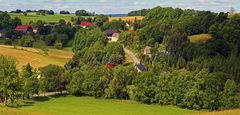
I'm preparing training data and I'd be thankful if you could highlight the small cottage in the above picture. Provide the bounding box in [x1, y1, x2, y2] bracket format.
[106, 64, 116, 70]
[80, 21, 94, 28]
[111, 33, 119, 42]
[103, 30, 119, 40]
[144, 46, 152, 57]
[15, 25, 33, 34]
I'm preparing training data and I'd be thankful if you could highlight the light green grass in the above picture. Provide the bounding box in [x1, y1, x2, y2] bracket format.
[10, 13, 77, 24]
[19, 96, 202, 115]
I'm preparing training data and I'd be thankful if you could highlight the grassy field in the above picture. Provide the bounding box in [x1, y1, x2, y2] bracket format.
[8, 96, 201, 115]
[0, 107, 51, 115]
[10, 13, 77, 24]
[188, 34, 212, 43]
[0, 45, 73, 69]
[10, 13, 143, 24]
[198, 109, 240, 115]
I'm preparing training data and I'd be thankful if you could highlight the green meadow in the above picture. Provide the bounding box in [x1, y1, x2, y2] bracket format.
[16, 96, 202, 115]
[10, 13, 77, 24]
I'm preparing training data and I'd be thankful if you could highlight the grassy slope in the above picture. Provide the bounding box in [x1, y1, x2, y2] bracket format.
[0, 45, 73, 69]
[10, 13, 143, 24]
[0, 107, 51, 115]
[198, 109, 240, 115]
[188, 34, 212, 43]
[19, 96, 201, 115]
[10, 13, 77, 24]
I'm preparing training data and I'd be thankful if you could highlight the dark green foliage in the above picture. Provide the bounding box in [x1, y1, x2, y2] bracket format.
[101, 20, 127, 31]
[40, 64, 65, 92]
[105, 66, 135, 99]
[54, 42, 63, 49]
[0, 55, 22, 105]
[60, 11, 70, 14]
[73, 28, 108, 52]
[75, 9, 93, 16]
[220, 79, 238, 109]
[133, 72, 158, 103]
[68, 71, 85, 95]
[19, 35, 35, 47]
[95, 15, 109, 27]
[128, 9, 150, 16]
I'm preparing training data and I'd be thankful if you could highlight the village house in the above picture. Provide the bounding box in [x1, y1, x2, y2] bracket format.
[106, 63, 117, 70]
[0, 29, 6, 38]
[111, 33, 119, 42]
[80, 21, 94, 28]
[144, 46, 152, 57]
[15, 25, 33, 34]
[33, 28, 38, 34]
[103, 30, 119, 40]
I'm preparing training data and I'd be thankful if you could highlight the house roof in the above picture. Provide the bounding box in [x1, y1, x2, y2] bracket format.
[128, 30, 135, 33]
[15, 25, 33, 32]
[135, 64, 147, 72]
[107, 64, 116, 70]
[0, 29, 6, 33]
[103, 30, 119, 36]
[80, 21, 94, 27]
[144, 46, 152, 54]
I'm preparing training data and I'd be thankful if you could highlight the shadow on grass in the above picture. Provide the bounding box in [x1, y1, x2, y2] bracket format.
[33, 96, 51, 102]
[49, 93, 68, 98]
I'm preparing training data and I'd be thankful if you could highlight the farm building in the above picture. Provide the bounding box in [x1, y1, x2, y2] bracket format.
[15, 25, 33, 34]
[80, 21, 94, 28]
[106, 64, 116, 70]
[144, 46, 152, 57]
[111, 33, 119, 42]
[103, 30, 119, 39]
[33, 28, 38, 34]
[0, 29, 6, 38]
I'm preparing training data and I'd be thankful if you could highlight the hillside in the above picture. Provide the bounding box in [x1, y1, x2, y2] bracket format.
[0, 45, 73, 69]
[18, 96, 201, 115]
[10, 13, 77, 24]
[0, 107, 51, 115]
[10, 13, 143, 24]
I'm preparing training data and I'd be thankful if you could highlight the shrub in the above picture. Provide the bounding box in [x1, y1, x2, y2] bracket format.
[54, 42, 63, 49]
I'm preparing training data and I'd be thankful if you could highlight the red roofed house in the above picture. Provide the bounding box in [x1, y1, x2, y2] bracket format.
[15, 25, 33, 34]
[106, 64, 116, 70]
[80, 21, 94, 28]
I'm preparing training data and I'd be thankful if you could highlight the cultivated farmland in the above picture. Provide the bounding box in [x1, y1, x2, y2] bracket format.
[0, 45, 73, 69]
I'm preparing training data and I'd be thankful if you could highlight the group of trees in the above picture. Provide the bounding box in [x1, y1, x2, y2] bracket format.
[128, 9, 151, 16]
[75, 9, 94, 16]
[118, 6, 240, 110]
[0, 55, 67, 106]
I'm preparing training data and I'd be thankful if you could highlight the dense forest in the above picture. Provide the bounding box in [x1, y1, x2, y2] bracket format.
[0, 6, 239, 111]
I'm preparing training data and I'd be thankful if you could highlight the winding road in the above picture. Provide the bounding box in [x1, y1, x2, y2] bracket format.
[124, 47, 140, 64]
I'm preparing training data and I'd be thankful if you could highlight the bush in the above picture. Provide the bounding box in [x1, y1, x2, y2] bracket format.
[19, 35, 35, 47]
[54, 43, 63, 49]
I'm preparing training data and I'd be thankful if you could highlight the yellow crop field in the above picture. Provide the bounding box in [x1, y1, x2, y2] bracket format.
[109, 16, 144, 22]
[189, 34, 212, 43]
[0, 45, 73, 69]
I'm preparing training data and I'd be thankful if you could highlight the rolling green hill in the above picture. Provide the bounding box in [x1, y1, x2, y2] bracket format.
[18, 96, 201, 115]
[10, 13, 77, 24]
